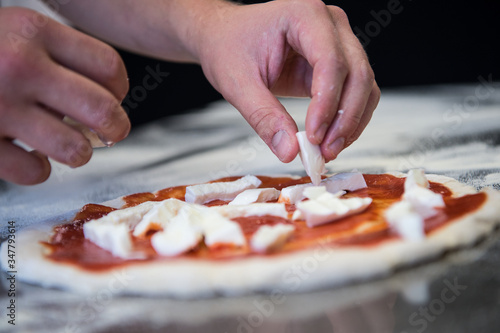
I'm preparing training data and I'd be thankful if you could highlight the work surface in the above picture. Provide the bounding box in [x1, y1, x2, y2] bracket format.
[1, 83, 499, 333]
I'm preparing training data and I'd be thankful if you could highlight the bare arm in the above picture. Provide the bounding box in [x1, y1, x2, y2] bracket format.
[0, 0, 378, 185]
[58, 0, 379, 162]
[51, 0, 217, 62]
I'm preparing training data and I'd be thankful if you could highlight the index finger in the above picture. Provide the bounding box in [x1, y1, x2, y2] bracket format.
[286, 5, 350, 145]
[41, 18, 129, 101]
[320, 6, 379, 161]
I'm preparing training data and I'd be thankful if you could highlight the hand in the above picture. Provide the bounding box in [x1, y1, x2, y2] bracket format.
[0, 7, 130, 185]
[192, 0, 380, 162]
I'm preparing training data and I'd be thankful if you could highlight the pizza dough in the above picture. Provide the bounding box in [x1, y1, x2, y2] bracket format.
[1, 172, 500, 298]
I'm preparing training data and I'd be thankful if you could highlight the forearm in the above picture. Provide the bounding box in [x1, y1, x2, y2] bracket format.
[52, 0, 379, 165]
[53, 0, 233, 63]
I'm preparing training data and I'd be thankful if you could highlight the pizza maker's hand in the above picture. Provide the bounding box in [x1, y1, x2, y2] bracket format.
[193, 0, 380, 163]
[0, 8, 130, 185]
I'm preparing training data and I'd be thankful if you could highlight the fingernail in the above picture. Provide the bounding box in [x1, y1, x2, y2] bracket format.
[97, 132, 115, 147]
[313, 122, 329, 143]
[272, 130, 290, 161]
[328, 137, 345, 159]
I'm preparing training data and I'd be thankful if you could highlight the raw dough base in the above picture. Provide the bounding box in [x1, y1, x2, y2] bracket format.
[2, 173, 500, 298]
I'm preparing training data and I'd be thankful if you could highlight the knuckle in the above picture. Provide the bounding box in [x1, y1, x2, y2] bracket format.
[347, 110, 364, 127]
[91, 97, 118, 127]
[247, 106, 280, 143]
[336, 109, 363, 137]
[330, 56, 348, 77]
[373, 82, 381, 98]
[0, 50, 27, 80]
[31, 118, 93, 167]
[346, 118, 368, 148]
[298, 0, 325, 10]
[372, 84, 381, 106]
[4, 7, 35, 27]
[0, 7, 45, 51]
[330, 6, 349, 23]
[98, 47, 128, 99]
[98, 47, 121, 77]
[62, 137, 92, 167]
[357, 61, 375, 86]
[91, 97, 130, 142]
[366, 81, 381, 113]
[286, 0, 328, 20]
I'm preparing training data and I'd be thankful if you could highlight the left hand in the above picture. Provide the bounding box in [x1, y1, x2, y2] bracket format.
[191, 0, 380, 162]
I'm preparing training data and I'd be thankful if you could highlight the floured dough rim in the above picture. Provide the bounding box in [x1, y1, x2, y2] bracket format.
[2, 172, 500, 298]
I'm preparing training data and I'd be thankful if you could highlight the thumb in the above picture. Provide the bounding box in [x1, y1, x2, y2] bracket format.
[229, 84, 299, 163]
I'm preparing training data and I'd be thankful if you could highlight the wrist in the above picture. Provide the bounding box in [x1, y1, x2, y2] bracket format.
[169, 0, 238, 64]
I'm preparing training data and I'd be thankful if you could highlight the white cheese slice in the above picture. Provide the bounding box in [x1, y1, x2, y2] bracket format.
[83, 200, 160, 258]
[296, 186, 372, 227]
[405, 168, 430, 191]
[90, 200, 159, 230]
[321, 172, 367, 194]
[303, 186, 346, 200]
[151, 217, 203, 256]
[403, 169, 445, 219]
[229, 188, 280, 205]
[185, 175, 262, 204]
[133, 198, 187, 237]
[384, 200, 425, 241]
[200, 210, 246, 248]
[278, 183, 312, 204]
[83, 222, 135, 259]
[213, 203, 288, 219]
[403, 186, 445, 218]
[250, 224, 295, 253]
[296, 131, 326, 185]
[384, 169, 445, 241]
[172, 204, 246, 249]
[292, 209, 303, 221]
[278, 172, 366, 204]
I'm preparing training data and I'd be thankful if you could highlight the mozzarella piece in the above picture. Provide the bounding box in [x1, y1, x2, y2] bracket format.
[250, 224, 295, 253]
[405, 168, 430, 191]
[83, 200, 160, 258]
[385, 169, 445, 241]
[199, 210, 246, 248]
[133, 198, 187, 237]
[321, 172, 367, 193]
[229, 188, 280, 205]
[296, 186, 372, 227]
[291, 209, 303, 221]
[172, 204, 246, 249]
[83, 222, 135, 258]
[185, 175, 262, 204]
[403, 186, 445, 218]
[296, 131, 325, 185]
[385, 200, 425, 241]
[90, 200, 159, 230]
[403, 169, 445, 218]
[278, 172, 366, 204]
[213, 203, 288, 219]
[278, 183, 312, 204]
[303, 186, 346, 200]
[151, 217, 203, 256]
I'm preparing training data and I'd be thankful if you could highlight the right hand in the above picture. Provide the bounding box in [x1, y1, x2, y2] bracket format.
[190, 0, 379, 164]
[0, 7, 130, 185]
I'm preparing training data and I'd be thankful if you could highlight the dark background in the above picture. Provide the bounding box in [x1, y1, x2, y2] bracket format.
[118, 0, 500, 126]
